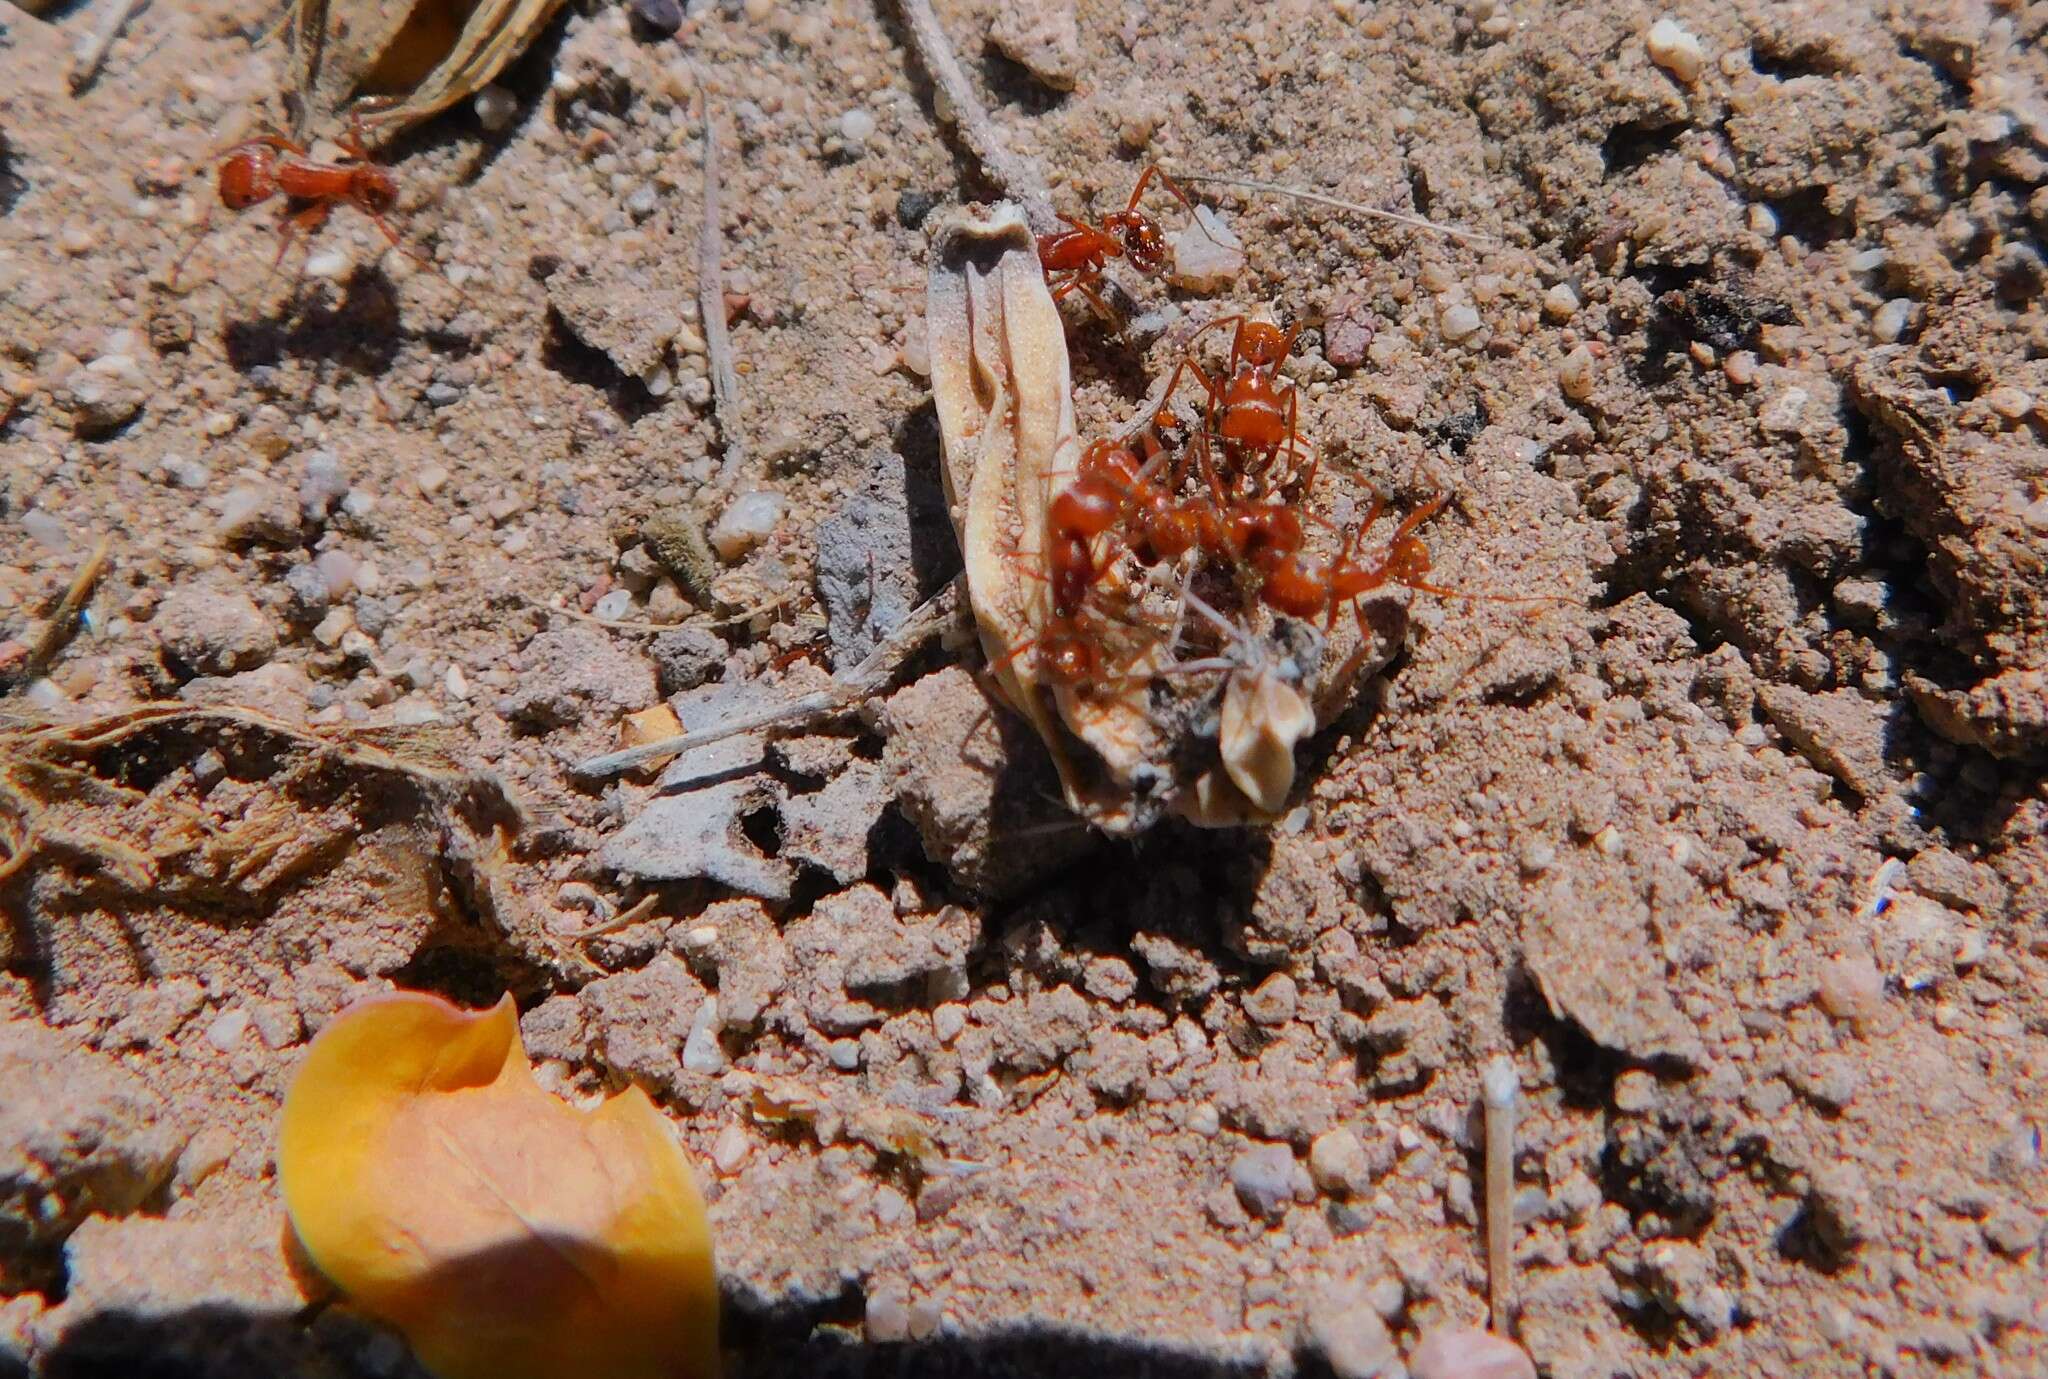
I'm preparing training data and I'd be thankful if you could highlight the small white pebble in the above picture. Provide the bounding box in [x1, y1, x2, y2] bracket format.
[1723, 350, 1758, 386]
[1410, 1327, 1537, 1379]
[1849, 247, 1886, 273]
[203, 410, 237, 437]
[474, 84, 519, 133]
[681, 998, 725, 1074]
[709, 490, 786, 561]
[23, 679, 67, 711]
[1986, 386, 2033, 420]
[866, 1286, 910, 1342]
[1558, 344, 1597, 401]
[1873, 298, 1914, 343]
[1817, 951, 1886, 1021]
[444, 663, 470, 699]
[933, 1004, 966, 1044]
[642, 363, 673, 398]
[312, 608, 352, 648]
[1188, 1102, 1221, 1137]
[1646, 18, 1705, 85]
[711, 1123, 750, 1174]
[304, 250, 349, 280]
[593, 589, 634, 620]
[1542, 283, 1579, 321]
[21, 509, 72, 551]
[206, 1008, 251, 1052]
[59, 224, 98, 256]
[838, 107, 876, 143]
[414, 463, 450, 496]
[313, 549, 359, 599]
[825, 1038, 862, 1070]
[1168, 206, 1245, 291]
[1439, 302, 1484, 342]
[1748, 204, 1780, 238]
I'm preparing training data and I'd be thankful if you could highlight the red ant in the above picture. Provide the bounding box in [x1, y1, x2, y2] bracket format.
[1159, 314, 1310, 499]
[1037, 165, 1201, 321]
[168, 108, 424, 291]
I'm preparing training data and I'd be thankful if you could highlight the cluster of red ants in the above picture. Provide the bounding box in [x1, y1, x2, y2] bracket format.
[175, 125, 1514, 696]
[1026, 168, 1476, 689]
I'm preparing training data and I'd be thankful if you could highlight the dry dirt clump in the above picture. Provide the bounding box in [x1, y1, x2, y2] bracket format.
[1, 1, 2045, 1377]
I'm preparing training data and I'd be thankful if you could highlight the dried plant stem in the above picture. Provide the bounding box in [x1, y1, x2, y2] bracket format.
[693, 73, 747, 484]
[571, 577, 965, 780]
[1171, 172, 1494, 245]
[521, 591, 791, 634]
[892, 0, 1054, 233]
[26, 536, 112, 678]
[69, 0, 149, 93]
[1482, 1055, 1520, 1333]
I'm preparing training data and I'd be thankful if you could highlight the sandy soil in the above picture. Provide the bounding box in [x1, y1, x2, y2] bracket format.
[2, 0, 2045, 1376]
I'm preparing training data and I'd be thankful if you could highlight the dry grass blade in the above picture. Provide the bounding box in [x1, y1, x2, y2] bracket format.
[0, 705, 575, 971]
[891, 0, 1054, 233]
[24, 535, 112, 680]
[1172, 172, 1495, 245]
[692, 70, 747, 485]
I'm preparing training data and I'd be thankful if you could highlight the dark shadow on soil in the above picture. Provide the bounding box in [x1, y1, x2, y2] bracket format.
[22, 1273, 1270, 1379]
[220, 266, 411, 376]
[892, 403, 964, 601]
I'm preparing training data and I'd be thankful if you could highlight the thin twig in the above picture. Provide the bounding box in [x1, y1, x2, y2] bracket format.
[571, 576, 965, 780]
[692, 71, 747, 485]
[561, 892, 659, 942]
[68, 0, 150, 93]
[26, 536, 112, 678]
[1171, 172, 1494, 245]
[891, 0, 1054, 233]
[521, 591, 792, 633]
[1482, 1055, 1520, 1334]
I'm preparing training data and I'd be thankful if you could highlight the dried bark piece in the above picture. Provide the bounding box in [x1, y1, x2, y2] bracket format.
[925, 202, 1172, 831]
[288, 0, 570, 142]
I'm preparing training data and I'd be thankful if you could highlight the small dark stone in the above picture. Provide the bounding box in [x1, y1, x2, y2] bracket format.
[896, 190, 939, 230]
[629, 0, 684, 39]
[650, 624, 727, 695]
[352, 596, 395, 638]
[282, 563, 331, 619]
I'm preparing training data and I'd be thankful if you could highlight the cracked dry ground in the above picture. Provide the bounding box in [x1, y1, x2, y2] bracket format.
[1, 0, 2044, 1376]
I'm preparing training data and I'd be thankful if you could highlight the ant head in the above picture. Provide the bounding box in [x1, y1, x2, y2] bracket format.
[351, 166, 399, 216]
[1105, 211, 1169, 275]
[1238, 320, 1291, 368]
[217, 151, 274, 211]
[1083, 440, 1142, 486]
[1042, 629, 1097, 684]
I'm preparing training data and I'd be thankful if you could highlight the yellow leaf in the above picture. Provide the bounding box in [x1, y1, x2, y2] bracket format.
[280, 991, 717, 1379]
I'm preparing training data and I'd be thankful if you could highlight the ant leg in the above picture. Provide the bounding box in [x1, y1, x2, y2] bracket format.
[1074, 278, 1118, 324]
[165, 208, 219, 291]
[1154, 355, 1222, 433]
[264, 202, 327, 289]
[1388, 493, 1450, 546]
[340, 99, 397, 162]
[1126, 164, 1198, 216]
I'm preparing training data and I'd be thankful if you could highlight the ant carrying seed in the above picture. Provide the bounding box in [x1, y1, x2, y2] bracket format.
[167, 105, 438, 294]
[1037, 164, 1204, 321]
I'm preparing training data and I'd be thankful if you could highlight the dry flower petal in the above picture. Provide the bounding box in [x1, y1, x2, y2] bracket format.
[280, 991, 716, 1379]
